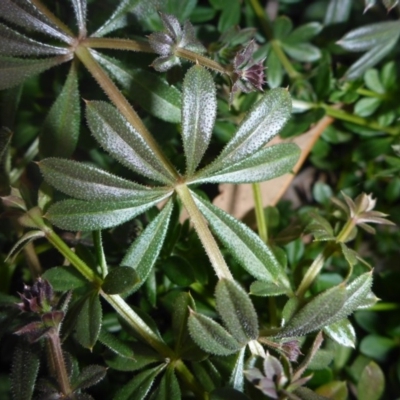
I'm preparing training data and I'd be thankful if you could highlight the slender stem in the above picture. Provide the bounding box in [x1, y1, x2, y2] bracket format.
[252, 183, 268, 243]
[336, 219, 356, 243]
[175, 185, 233, 280]
[102, 292, 174, 357]
[270, 40, 302, 80]
[175, 48, 231, 76]
[92, 230, 108, 278]
[356, 88, 386, 99]
[74, 46, 179, 180]
[82, 37, 154, 53]
[175, 360, 208, 400]
[10, 138, 39, 184]
[23, 242, 42, 278]
[47, 330, 72, 396]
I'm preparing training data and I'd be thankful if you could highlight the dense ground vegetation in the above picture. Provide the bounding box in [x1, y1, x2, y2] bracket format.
[1, 0, 400, 399]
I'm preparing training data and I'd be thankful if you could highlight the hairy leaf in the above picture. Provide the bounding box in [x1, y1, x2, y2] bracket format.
[121, 199, 173, 292]
[6, 230, 45, 261]
[98, 327, 135, 359]
[40, 62, 80, 157]
[182, 65, 216, 175]
[229, 347, 246, 392]
[102, 266, 140, 295]
[86, 101, 174, 184]
[172, 292, 196, 353]
[70, 0, 87, 32]
[250, 280, 291, 297]
[39, 158, 165, 201]
[324, 319, 356, 348]
[0, 55, 71, 90]
[192, 192, 290, 286]
[93, 51, 182, 123]
[151, 368, 181, 400]
[188, 310, 242, 356]
[72, 364, 107, 391]
[203, 88, 292, 174]
[193, 143, 299, 184]
[46, 192, 171, 231]
[42, 266, 88, 291]
[215, 279, 259, 343]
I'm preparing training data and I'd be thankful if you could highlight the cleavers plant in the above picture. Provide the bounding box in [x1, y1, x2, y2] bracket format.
[0, 0, 399, 399]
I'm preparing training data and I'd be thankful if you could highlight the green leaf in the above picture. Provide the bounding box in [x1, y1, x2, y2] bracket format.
[193, 143, 299, 184]
[354, 97, 381, 117]
[11, 341, 40, 400]
[40, 62, 80, 157]
[338, 21, 400, 52]
[250, 280, 290, 296]
[39, 158, 165, 201]
[277, 285, 347, 337]
[324, 319, 356, 348]
[121, 199, 173, 292]
[72, 364, 107, 391]
[380, 61, 396, 89]
[98, 327, 135, 359]
[182, 65, 216, 175]
[0, 23, 69, 57]
[382, 0, 399, 11]
[75, 292, 102, 350]
[357, 361, 385, 400]
[42, 266, 87, 291]
[306, 213, 335, 241]
[282, 42, 321, 62]
[71, 0, 87, 32]
[188, 310, 242, 356]
[85, 101, 174, 184]
[151, 368, 181, 400]
[0, 55, 69, 90]
[114, 364, 165, 400]
[324, 0, 352, 25]
[203, 88, 292, 174]
[315, 381, 348, 400]
[285, 22, 322, 44]
[295, 386, 331, 400]
[229, 347, 246, 391]
[364, 69, 385, 94]
[93, 0, 142, 37]
[162, 255, 195, 287]
[210, 388, 251, 400]
[172, 292, 196, 352]
[192, 192, 290, 286]
[6, 230, 45, 261]
[273, 17, 293, 40]
[266, 51, 283, 88]
[46, 193, 170, 231]
[102, 266, 140, 295]
[218, 0, 240, 32]
[360, 334, 396, 362]
[215, 279, 258, 343]
[93, 51, 182, 123]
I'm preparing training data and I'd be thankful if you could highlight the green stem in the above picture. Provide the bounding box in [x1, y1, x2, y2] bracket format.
[271, 40, 302, 80]
[356, 88, 386, 99]
[175, 360, 208, 400]
[74, 46, 179, 180]
[92, 230, 108, 278]
[102, 292, 174, 358]
[83, 37, 154, 53]
[252, 183, 268, 243]
[175, 185, 233, 280]
[10, 138, 39, 184]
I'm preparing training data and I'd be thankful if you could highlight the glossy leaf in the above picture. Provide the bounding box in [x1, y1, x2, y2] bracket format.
[114, 364, 165, 400]
[215, 279, 258, 343]
[203, 88, 292, 174]
[86, 101, 174, 184]
[121, 199, 173, 292]
[0, 0, 73, 44]
[98, 327, 135, 359]
[151, 368, 181, 400]
[0, 23, 69, 57]
[192, 143, 300, 184]
[324, 319, 356, 348]
[277, 285, 347, 337]
[188, 310, 242, 356]
[46, 193, 170, 231]
[40, 62, 80, 157]
[10, 342, 40, 400]
[357, 361, 385, 400]
[324, 0, 352, 25]
[75, 292, 102, 350]
[0, 55, 70, 90]
[102, 266, 140, 295]
[72, 364, 107, 391]
[93, 0, 142, 37]
[182, 65, 216, 175]
[250, 280, 291, 297]
[360, 334, 396, 362]
[282, 43, 321, 62]
[229, 347, 246, 391]
[93, 51, 182, 123]
[71, 0, 87, 32]
[39, 158, 164, 201]
[192, 192, 290, 286]
[42, 266, 87, 291]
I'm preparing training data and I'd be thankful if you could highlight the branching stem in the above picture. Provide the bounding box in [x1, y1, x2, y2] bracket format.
[83, 37, 153, 52]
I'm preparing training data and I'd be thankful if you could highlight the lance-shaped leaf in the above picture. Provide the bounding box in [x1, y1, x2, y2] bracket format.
[229, 347, 246, 392]
[182, 65, 216, 175]
[121, 199, 173, 292]
[0, 23, 69, 57]
[277, 284, 347, 338]
[0, 0, 73, 44]
[324, 0, 351, 25]
[93, 0, 141, 37]
[39, 158, 166, 201]
[0, 55, 71, 90]
[6, 230, 45, 261]
[192, 143, 299, 184]
[40, 62, 80, 157]
[172, 292, 196, 352]
[215, 279, 259, 344]
[70, 0, 87, 33]
[192, 192, 290, 286]
[324, 318, 356, 348]
[86, 101, 174, 184]
[203, 88, 292, 175]
[72, 364, 107, 391]
[114, 364, 165, 400]
[98, 327, 135, 359]
[46, 192, 171, 231]
[92, 51, 182, 124]
[42, 266, 88, 291]
[250, 280, 291, 297]
[188, 310, 242, 356]
[102, 267, 140, 295]
[151, 368, 182, 400]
